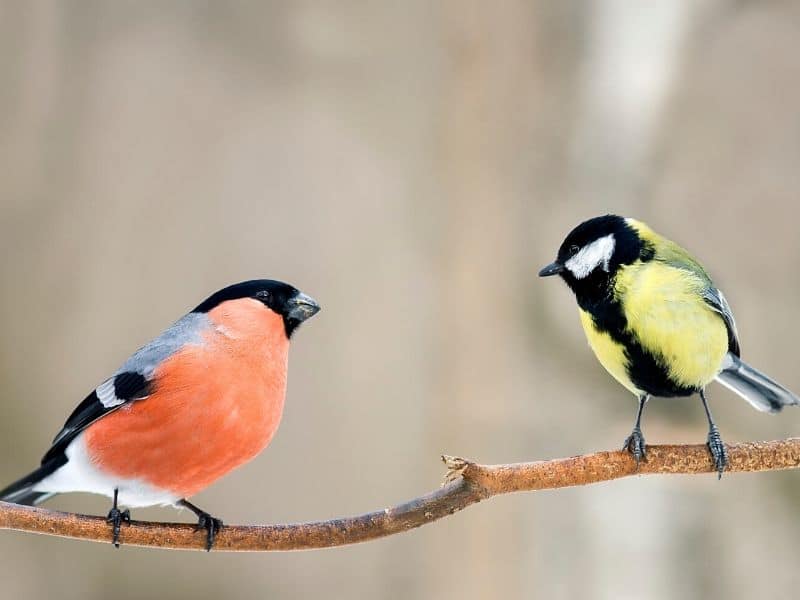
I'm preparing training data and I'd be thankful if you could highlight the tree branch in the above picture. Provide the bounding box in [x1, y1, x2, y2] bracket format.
[1, 438, 798, 551]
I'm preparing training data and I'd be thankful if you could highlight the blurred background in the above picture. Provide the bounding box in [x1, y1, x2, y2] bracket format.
[1, 1, 799, 598]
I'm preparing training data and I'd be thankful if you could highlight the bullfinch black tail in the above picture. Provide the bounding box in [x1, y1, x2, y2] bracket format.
[0, 458, 65, 506]
[1, 489, 53, 506]
[715, 353, 800, 413]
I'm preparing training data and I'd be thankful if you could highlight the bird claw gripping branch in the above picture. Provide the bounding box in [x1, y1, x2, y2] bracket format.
[707, 426, 728, 479]
[195, 512, 223, 551]
[105, 488, 130, 548]
[623, 428, 647, 467]
[106, 508, 130, 548]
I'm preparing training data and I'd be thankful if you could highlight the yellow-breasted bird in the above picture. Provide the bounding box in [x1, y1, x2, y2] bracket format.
[539, 215, 799, 476]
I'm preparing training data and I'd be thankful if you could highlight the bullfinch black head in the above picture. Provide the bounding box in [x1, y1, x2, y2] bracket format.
[193, 279, 320, 337]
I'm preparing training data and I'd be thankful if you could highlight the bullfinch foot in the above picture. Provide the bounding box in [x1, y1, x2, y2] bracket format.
[106, 489, 130, 548]
[707, 425, 728, 479]
[178, 499, 223, 551]
[623, 427, 646, 467]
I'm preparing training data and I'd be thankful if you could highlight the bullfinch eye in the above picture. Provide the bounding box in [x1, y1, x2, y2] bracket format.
[256, 290, 270, 301]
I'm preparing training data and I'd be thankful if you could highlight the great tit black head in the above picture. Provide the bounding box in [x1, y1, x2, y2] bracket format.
[538, 215, 647, 286]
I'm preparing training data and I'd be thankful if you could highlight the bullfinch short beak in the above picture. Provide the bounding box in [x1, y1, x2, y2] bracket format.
[538, 261, 565, 277]
[287, 292, 321, 322]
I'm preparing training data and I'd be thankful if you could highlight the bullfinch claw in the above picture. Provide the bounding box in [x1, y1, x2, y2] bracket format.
[178, 499, 223, 551]
[196, 512, 223, 551]
[106, 507, 131, 548]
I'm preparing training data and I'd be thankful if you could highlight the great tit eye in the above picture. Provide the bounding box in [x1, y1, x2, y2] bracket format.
[569, 245, 580, 256]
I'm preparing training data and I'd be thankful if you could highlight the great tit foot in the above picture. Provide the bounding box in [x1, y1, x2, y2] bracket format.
[623, 427, 647, 466]
[106, 507, 131, 548]
[707, 425, 728, 479]
[194, 512, 223, 551]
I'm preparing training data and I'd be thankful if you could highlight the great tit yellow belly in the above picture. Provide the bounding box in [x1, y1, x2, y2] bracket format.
[539, 215, 799, 476]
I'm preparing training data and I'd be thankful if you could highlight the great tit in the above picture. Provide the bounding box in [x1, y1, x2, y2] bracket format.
[539, 214, 799, 476]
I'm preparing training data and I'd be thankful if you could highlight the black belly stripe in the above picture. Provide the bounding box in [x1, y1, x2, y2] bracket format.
[580, 295, 698, 398]
[623, 338, 697, 398]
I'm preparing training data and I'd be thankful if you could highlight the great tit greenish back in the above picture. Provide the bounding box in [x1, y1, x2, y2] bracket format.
[539, 214, 798, 477]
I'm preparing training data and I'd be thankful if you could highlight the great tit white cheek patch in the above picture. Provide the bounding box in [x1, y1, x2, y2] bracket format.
[565, 233, 616, 279]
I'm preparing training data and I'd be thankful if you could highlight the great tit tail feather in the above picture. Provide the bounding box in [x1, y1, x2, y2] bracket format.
[716, 353, 800, 413]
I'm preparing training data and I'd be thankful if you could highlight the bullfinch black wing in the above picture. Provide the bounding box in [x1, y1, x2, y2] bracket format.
[0, 311, 209, 505]
[44, 371, 153, 463]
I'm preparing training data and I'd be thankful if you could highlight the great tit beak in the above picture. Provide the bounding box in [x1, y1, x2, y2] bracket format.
[538, 261, 564, 277]
[287, 292, 321, 322]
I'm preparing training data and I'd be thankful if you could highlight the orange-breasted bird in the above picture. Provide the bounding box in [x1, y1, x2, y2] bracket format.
[0, 280, 320, 549]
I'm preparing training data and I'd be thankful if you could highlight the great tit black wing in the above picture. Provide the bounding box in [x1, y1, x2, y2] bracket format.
[703, 287, 740, 357]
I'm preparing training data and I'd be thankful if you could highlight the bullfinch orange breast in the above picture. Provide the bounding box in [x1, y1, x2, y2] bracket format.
[0, 279, 320, 550]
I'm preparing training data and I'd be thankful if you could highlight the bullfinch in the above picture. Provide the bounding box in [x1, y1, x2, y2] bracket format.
[0, 279, 320, 549]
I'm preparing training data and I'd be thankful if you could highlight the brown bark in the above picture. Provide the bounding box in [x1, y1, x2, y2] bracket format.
[1, 438, 798, 552]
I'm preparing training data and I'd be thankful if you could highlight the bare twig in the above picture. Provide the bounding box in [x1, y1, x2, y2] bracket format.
[1, 438, 798, 551]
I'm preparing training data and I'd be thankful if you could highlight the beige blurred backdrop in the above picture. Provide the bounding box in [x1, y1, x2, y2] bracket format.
[2, 2, 800, 599]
